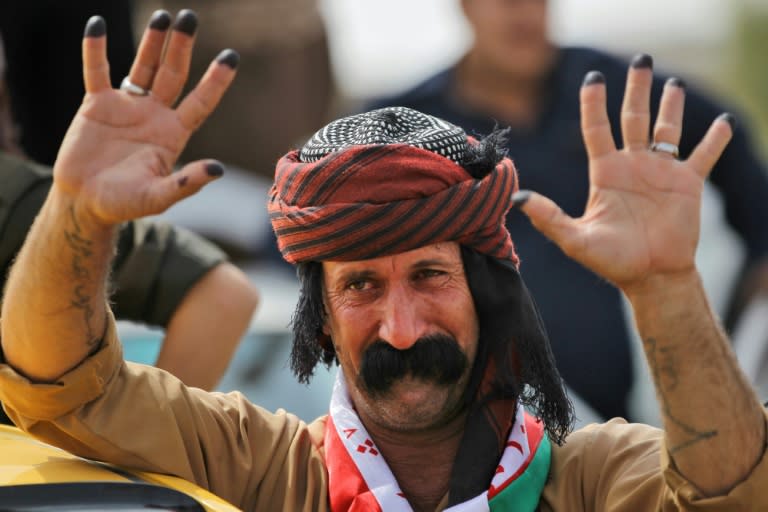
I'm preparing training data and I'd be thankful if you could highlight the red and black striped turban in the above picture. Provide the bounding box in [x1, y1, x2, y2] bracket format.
[268, 107, 520, 265]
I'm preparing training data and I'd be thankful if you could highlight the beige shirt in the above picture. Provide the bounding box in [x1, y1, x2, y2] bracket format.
[1, 314, 766, 511]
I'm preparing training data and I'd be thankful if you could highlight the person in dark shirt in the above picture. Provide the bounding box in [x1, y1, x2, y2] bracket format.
[367, 0, 768, 421]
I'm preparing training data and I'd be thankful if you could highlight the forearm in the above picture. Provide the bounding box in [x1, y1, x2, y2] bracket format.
[625, 270, 765, 495]
[1, 188, 116, 381]
[154, 262, 259, 390]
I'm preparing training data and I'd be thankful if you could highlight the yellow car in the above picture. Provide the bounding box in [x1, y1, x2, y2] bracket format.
[0, 423, 241, 511]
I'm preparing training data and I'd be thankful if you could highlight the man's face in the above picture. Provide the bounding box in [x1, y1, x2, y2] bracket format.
[322, 242, 479, 431]
[462, 0, 553, 81]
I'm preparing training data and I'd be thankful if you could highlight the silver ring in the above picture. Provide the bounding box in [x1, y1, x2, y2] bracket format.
[649, 141, 679, 159]
[120, 76, 149, 96]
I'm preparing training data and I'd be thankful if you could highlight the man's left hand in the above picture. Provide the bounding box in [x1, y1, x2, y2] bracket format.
[514, 55, 734, 295]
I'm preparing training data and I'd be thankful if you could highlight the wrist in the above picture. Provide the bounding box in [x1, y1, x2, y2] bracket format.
[47, 186, 119, 237]
[621, 268, 702, 308]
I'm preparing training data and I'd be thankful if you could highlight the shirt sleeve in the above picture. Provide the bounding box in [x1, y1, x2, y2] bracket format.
[110, 219, 228, 328]
[0, 311, 329, 511]
[544, 417, 768, 511]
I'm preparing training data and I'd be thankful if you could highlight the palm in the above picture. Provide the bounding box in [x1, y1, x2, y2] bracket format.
[54, 91, 187, 224]
[520, 66, 732, 291]
[571, 150, 702, 286]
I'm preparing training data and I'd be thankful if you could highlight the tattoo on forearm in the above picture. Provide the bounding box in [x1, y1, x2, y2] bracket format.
[64, 206, 98, 347]
[645, 337, 718, 454]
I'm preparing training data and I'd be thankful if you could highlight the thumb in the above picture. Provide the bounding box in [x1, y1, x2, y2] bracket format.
[512, 190, 581, 256]
[148, 160, 225, 213]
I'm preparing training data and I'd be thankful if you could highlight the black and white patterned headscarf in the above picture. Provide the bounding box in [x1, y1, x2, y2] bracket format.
[299, 106, 469, 163]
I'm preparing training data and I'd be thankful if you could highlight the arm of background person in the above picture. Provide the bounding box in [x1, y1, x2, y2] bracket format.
[111, 219, 258, 390]
[155, 261, 258, 390]
[516, 60, 765, 497]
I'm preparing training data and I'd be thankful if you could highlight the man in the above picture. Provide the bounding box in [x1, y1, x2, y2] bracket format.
[0, 10, 766, 511]
[0, 13, 259, 394]
[366, 0, 768, 422]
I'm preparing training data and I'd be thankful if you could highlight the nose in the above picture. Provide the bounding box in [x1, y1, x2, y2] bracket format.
[377, 283, 429, 350]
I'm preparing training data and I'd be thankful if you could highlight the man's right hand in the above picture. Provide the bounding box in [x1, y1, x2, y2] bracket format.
[1, 10, 238, 382]
[54, 10, 238, 228]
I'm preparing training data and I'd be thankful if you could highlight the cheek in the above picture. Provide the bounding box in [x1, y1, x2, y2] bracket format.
[327, 305, 376, 366]
[428, 288, 478, 351]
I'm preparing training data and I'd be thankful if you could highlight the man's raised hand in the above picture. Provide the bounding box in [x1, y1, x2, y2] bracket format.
[53, 10, 238, 227]
[513, 54, 734, 294]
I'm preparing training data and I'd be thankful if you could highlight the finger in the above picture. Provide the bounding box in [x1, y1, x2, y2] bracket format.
[580, 71, 616, 160]
[686, 113, 735, 178]
[82, 16, 111, 93]
[148, 160, 225, 214]
[176, 50, 239, 132]
[150, 10, 198, 105]
[652, 78, 686, 149]
[126, 10, 172, 91]
[512, 190, 582, 257]
[620, 54, 654, 151]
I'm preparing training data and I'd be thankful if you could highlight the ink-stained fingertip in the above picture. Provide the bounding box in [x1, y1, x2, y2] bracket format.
[630, 53, 653, 69]
[206, 161, 225, 177]
[216, 49, 240, 70]
[718, 113, 736, 132]
[84, 16, 106, 38]
[148, 10, 172, 31]
[173, 9, 198, 36]
[512, 190, 531, 209]
[582, 71, 605, 87]
[666, 77, 686, 89]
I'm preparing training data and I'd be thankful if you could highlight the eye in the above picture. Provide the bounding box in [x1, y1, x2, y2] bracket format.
[413, 269, 445, 280]
[346, 279, 372, 291]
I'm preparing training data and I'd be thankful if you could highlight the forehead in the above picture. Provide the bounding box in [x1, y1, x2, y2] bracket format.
[322, 242, 463, 280]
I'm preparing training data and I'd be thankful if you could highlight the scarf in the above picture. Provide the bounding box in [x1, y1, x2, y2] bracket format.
[324, 373, 551, 511]
[268, 108, 520, 267]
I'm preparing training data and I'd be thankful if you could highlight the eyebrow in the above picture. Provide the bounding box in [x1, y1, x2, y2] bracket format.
[336, 258, 453, 280]
[411, 258, 453, 269]
[333, 269, 377, 286]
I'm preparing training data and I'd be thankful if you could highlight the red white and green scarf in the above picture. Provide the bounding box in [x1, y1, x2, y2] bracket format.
[325, 374, 551, 511]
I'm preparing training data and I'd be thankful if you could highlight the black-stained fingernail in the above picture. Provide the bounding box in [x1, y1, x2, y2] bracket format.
[582, 71, 605, 87]
[666, 77, 686, 89]
[216, 49, 240, 69]
[206, 161, 225, 177]
[512, 190, 531, 209]
[173, 9, 198, 36]
[177, 176, 189, 188]
[718, 112, 736, 131]
[84, 16, 106, 38]
[149, 10, 172, 31]
[630, 53, 653, 69]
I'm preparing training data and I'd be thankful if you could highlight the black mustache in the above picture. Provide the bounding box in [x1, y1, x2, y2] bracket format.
[359, 333, 469, 395]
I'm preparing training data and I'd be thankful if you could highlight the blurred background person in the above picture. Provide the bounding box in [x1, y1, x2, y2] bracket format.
[141, 0, 335, 181]
[362, 0, 768, 423]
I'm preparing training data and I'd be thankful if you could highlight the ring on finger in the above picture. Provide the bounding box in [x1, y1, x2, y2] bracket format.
[649, 141, 679, 159]
[120, 76, 149, 96]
